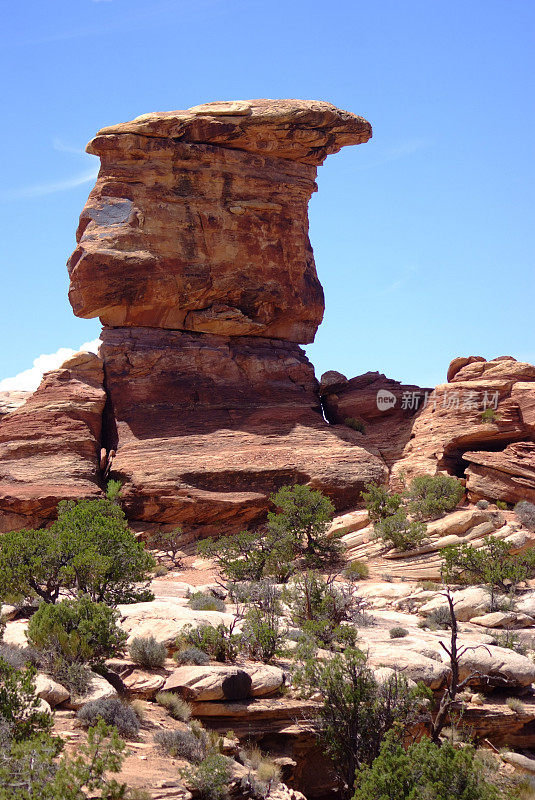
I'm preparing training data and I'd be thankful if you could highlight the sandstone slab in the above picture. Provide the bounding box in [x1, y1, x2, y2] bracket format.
[163, 664, 284, 701]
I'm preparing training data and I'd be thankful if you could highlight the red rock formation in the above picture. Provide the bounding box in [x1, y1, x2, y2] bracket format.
[68, 100, 370, 343]
[0, 391, 29, 419]
[0, 353, 105, 532]
[320, 371, 432, 468]
[391, 356, 535, 503]
[100, 327, 387, 533]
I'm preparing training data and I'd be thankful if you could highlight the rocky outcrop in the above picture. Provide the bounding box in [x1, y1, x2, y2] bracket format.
[100, 327, 386, 530]
[68, 100, 370, 343]
[0, 391, 29, 419]
[0, 352, 105, 532]
[390, 356, 535, 502]
[320, 371, 431, 468]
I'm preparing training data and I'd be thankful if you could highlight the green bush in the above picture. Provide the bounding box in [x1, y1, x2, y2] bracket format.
[344, 417, 366, 433]
[241, 606, 283, 663]
[155, 727, 205, 761]
[26, 596, 127, 666]
[293, 648, 426, 797]
[128, 635, 167, 668]
[198, 529, 295, 584]
[106, 479, 123, 503]
[442, 535, 535, 610]
[0, 658, 54, 743]
[179, 623, 240, 664]
[362, 484, 402, 522]
[148, 527, 184, 566]
[0, 497, 155, 606]
[155, 691, 192, 721]
[343, 560, 370, 582]
[77, 697, 140, 739]
[353, 734, 506, 800]
[188, 592, 226, 612]
[374, 511, 426, 551]
[180, 753, 232, 800]
[45, 656, 93, 696]
[496, 500, 508, 511]
[389, 627, 408, 639]
[173, 646, 211, 666]
[515, 501, 535, 531]
[407, 474, 464, 520]
[480, 408, 498, 424]
[283, 571, 363, 647]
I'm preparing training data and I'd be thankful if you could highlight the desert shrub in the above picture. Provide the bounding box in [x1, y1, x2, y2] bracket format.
[283, 571, 363, 646]
[0, 643, 33, 669]
[480, 408, 498, 424]
[442, 535, 535, 610]
[155, 691, 192, 721]
[267, 484, 340, 569]
[353, 733, 506, 800]
[240, 749, 281, 798]
[198, 530, 295, 584]
[228, 580, 282, 615]
[77, 697, 140, 739]
[490, 631, 528, 655]
[106, 479, 123, 503]
[45, 656, 93, 696]
[362, 484, 402, 522]
[148, 527, 184, 566]
[417, 580, 443, 591]
[153, 564, 169, 577]
[180, 753, 232, 800]
[188, 592, 226, 612]
[179, 623, 240, 664]
[422, 606, 454, 630]
[496, 500, 508, 511]
[174, 646, 211, 666]
[506, 697, 525, 713]
[476, 499, 490, 509]
[344, 417, 366, 433]
[128, 636, 167, 668]
[293, 648, 426, 797]
[389, 627, 408, 639]
[343, 560, 369, 582]
[0, 658, 53, 742]
[155, 727, 205, 762]
[515, 501, 535, 531]
[407, 474, 464, 520]
[241, 607, 283, 663]
[0, 497, 154, 605]
[26, 596, 127, 665]
[375, 511, 426, 551]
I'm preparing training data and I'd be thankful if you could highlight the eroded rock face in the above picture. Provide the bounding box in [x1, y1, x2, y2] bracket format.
[101, 327, 387, 531]
[68, 99, 370, 342]
[320, 371, 431, 468]
[0, 352, 105, 532]
[391, 356, 535, 500]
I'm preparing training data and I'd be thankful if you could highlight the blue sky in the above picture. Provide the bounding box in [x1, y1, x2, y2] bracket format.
[0, 0, 533, 391]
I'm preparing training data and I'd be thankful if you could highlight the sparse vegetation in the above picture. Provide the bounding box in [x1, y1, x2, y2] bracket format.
[362, 484, 402, 522]
[155, 728, 205, 761]
[505, 697, 525, 714]
[343, 560, 370, 582]
[480, 407, 498, 424]
[389, 626, 408, 639]
[476, 499, 490, 509]
[148, 527, 184, 566]
[407, 473, 464, 520]
[241, 606, 283, 662]
[128, 635, 167, 668]
[515, 501, 535, 531]
[155, 691, 192, 721]
[77, 697, 140, 738]
[374, 511, 427, 551]
[174, 645, 211, 666]
[344, 417, 366, 433]
[178, 622, 240, 664]
[188, 591, 226, 612]
[180, 753, 232, 800]
[496, 500, 508, 511]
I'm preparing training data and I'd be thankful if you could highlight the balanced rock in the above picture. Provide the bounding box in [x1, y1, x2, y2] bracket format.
[68, 99, 370, 343]
[0, 352, 105, 532]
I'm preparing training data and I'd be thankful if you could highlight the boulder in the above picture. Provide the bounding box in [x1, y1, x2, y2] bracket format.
[162, 664, 284, 700]
[63, 674, 117, 710]
[454, 644, 535, 689]
[34, 674, 70, 707]
[470, 611, 535, 629]
[419, 587, 492, 622]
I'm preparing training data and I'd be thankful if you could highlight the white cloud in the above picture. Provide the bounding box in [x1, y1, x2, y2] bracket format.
[0, 339, 101, 393]
[0, 166, 99, 202]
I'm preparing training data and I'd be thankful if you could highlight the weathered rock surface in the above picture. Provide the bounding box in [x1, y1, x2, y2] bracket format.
[68, 100, 370, 342]
[0, 352, 105, 532]
[0, 390, 29, 419]
[117, 599, 237, 647]
[320, 371, 431, 468]
[34, 674, 70, 707]
[101, 327, 387, 530]
[391, 356, 535, 502]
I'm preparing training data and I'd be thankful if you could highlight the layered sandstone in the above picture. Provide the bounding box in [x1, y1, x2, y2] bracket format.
[390, 356, 535, 499]
[320, 371, 431, 468]
[68, 100, 370, 342]
[0, 352, 105, 532]
[100, 327, 387, 532]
